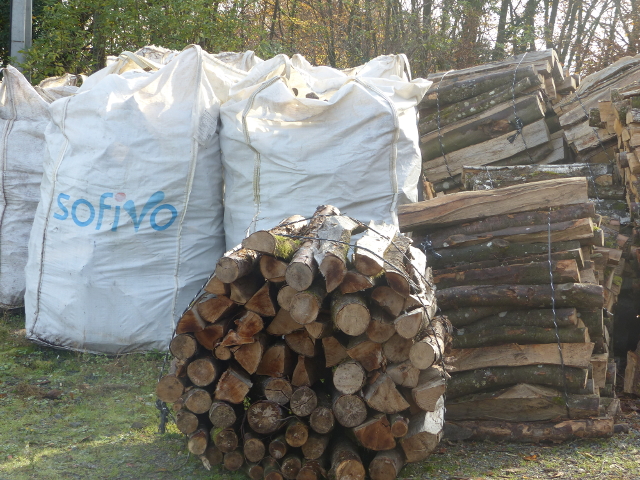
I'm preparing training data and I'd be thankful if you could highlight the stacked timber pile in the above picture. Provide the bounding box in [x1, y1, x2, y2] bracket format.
[420, 49, 569, 194]
[462, 163, 627, 316]
[556, 54, 640, 166]
[156, 206, 449, 480]
[399, 177, 620, 442]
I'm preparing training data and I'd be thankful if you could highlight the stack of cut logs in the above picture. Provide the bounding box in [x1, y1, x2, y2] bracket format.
[156, 205, 449, 480]
[399, 177, 620, 442]
[419, 49, 569, 194]
[461, 163, 627, 315]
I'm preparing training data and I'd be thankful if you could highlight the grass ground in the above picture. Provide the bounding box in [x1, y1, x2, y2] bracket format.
[1, 312, 639, 480]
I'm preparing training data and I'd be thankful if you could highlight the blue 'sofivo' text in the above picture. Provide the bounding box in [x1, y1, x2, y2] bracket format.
[53, 191, 178, 232]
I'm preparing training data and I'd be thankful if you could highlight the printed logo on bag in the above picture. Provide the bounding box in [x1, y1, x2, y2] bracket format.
[53, 191, 178, 232]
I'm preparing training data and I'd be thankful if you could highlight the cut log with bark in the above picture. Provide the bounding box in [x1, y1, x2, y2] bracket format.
[446, 342, 595, 372]
[302, 432, 331, 460]
[242, 214, 308, 258]
[383, 334, 413, 363]
[247, 401, 284, 434]
[281, 454, 303, 480]
[399, 177, 589, 230]
[187, 356, 221, 387]
[243, 431, 266, 464]
[329, 438, 366, 480]
[184, 388, 213, 414]
[289, 281, 327, 325]
[260, 255, 288, 282]
[223, 449, 244, 471]
[268, 436, 288, 460]
[384, 234, 413, 297]
[446, 364, 589, 399]
[169, 334, 199, 361]
[387, 361, 421, 388]
[277, 285, 298, 310]
[256, 342, 295, 378]
[244, 462, 264, 480]
[211, 427, 239, 453]
[366, 307, 397, 343]
[285, 417, 309, 447]
[453, 308, 578, 330]
[363, 374, 410, 414]
[230, 275, 263, 305]
[352, 414, 396, 451]
[446, 383, 600, 421]
[409, 318, 449, 370]
[267, 308, 304, 336]
[371, 286, 405, 317]
[188, 427, 209, 456]
[290, 386, 318, 417]
[309, 391, 335, 434]
[208, 401, 239, 429]
[452, 325, 589, 349]
[333, 391, 368, 428]
[176, 409, 199, 435]
[436, 283, 604, 310]
[369, 448, 405, 480]
[331, 292, 371, 336]
[399, 395, 445, 462]
[412, 367, 448, 412]
[314, 215, 360, 292]
[254, 376, 293, 405]
[216, 247, 259, 284]
[444, 417, 614, 442]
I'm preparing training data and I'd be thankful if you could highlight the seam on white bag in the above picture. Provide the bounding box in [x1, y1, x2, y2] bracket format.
[354, 77, 400, 223]
[31, 98, 71, 334]
[0, 71, 16, 293]
[241, 76, 281, 237]
[169, 46, 203, 332]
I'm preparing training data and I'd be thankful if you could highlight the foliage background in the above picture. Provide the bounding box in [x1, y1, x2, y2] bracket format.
[0, 0, 639, 87]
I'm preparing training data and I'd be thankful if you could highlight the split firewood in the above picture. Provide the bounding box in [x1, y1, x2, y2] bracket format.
[366, 307, 397, 343]
[284, 329, 319, 361]
[216, 247, 259, 284]
[196, 294, 236, 323]
[204, 276, 230, 296]
[292, 355, 320, 387]
[234, 333, 268, 374]
[242, 214, 308, 258]
[230, 275, 263, 305]
[346, 335, 385, 371]
[267, 308, 303, 336]
[219, 329, 254, 348]
[260, 255, 288, 282]
[194, 318, 232, 350]
[175, 308, 207, 334]
[305, 313, 334, 340]
[313, 215, 360, 292]
[387, 361, 421, 388]
[322, 336, 349, 367]
[354, 222, 398, 276]
[370, 286, 405, 317]
[245, 282, 277, 317]
[352, 414, 396, 451]
[411, 366, 448, 412]
[363, 374, 410, 414]
[383, 334, 413, 363]
[214, 366, 253, 404]
[340, 270, 376, 293]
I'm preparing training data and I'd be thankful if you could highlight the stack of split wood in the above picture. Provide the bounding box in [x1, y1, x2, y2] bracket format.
[419, 49, 569, 194]
[461, 163, 628, 315]
[156, 206, 449, 480]
[399, 177, 620, 442]
[556, 54, 640, 166]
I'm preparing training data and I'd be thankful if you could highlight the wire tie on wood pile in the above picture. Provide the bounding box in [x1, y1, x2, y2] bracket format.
[548, 207, 572, 419]
[483, 165, 495, 189]
[435, 69, 456, 180]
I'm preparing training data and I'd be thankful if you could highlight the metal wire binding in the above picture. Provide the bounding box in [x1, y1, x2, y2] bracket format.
[483, 165, 495, 189]
[547, 208, 572, 419]
[508, 52, 536, 167]
[435, 70, 456, 180]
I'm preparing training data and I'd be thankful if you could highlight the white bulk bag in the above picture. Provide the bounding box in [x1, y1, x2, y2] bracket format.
[25, 46, 244, 353]
[214, 51, 263, 71]
[35, 73, 80, 103]
[220, 54, 430, 249]
[0, 66, 50, 308]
